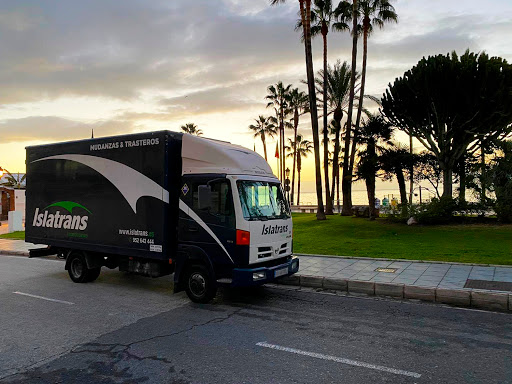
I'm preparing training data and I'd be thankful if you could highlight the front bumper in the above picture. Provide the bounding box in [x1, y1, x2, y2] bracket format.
[231, 256, 299, 287]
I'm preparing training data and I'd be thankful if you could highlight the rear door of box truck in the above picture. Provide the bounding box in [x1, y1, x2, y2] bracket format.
[25, 131, 182, 260]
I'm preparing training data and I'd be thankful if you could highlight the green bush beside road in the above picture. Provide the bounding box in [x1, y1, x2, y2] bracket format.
[292, 213, 512, 265]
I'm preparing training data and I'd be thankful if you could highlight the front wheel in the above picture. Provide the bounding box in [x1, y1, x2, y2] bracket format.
[184, 265, 217, 303]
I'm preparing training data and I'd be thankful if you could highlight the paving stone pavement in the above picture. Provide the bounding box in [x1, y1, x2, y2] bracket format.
[297, 254, 512, 292]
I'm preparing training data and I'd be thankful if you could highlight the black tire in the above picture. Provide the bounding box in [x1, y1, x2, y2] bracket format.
[68, 252, 89, 283]
[184, 264, 217, 303]
[86, 267, 101, 282]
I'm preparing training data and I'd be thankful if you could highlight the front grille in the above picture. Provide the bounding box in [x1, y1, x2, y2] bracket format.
[279, 242, 288, 255]
[258, 246, 272, 259]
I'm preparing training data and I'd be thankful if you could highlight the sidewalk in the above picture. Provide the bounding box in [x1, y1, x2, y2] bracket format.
[1, 240, 511, 311]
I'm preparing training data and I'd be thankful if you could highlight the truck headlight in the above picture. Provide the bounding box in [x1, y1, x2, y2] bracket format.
[253, 272, 266, 281]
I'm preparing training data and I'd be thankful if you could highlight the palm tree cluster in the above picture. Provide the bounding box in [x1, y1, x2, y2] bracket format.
[264, 0, 397, 220]
[249, 83, 310, 206]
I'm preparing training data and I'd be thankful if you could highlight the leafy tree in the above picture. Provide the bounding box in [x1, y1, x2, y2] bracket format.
[382, 51, 512, 198]
[271, 0, 326, 220]
[248, 116, 277, 161]
[180, 123, 203, 136]
[266, 81, 292, 182]
[287, 88, 309, 205]
[355, 114, 393, 219]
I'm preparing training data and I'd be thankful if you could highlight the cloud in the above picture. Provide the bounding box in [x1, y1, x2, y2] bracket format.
[0, 116, 133, 143]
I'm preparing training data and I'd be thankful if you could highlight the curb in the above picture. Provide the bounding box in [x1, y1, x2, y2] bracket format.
[277, 275, 512, 313]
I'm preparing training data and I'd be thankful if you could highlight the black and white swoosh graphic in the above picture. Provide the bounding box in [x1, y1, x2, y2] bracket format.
[34, 154, 168, 214]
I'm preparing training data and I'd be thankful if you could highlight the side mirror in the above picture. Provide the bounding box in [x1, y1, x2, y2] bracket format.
[198, 185, 212, 210]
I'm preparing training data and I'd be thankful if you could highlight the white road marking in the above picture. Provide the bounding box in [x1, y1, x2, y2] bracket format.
[13, 291, 75, 305]
[256, 342, 421, 379]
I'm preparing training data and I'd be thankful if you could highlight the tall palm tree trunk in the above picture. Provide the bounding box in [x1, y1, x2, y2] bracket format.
[342, 0, 358, 216]
[349, 21, 368, 191]
[480, 141, 486, 204]
[458, 155, 466, 202]
[331, 116, 342, 203]
[297, 157, 302, 205]
[366, 139, 376, 220]
[302, 0, 325, 220]
[291, 110, 298, 205]
[281, 114, 286, 183]
[396, 170, 407, 205]
[262, 135, 268, 161]
[409, 135, 413, 205]
[322, 26, 333, 215]
[366, 177, 376, 220]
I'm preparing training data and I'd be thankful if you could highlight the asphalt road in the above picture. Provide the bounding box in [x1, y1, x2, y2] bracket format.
[1, 255, 511, 384]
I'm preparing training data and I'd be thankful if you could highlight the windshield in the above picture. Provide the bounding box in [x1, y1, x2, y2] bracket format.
[237, 180, 291, 221]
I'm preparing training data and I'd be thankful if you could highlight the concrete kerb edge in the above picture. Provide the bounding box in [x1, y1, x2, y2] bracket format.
[294, 253, 512, 269]
[277, 275, 512, 312]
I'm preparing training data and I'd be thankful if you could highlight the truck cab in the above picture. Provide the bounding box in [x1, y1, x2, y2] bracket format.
[176, 135, 298, 302]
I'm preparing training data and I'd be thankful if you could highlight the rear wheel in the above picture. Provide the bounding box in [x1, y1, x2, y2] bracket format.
[185, 265, 217, 303]
[67, 252, 98, 283]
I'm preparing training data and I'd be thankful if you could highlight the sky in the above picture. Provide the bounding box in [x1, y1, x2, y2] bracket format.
[1, 0, 512, 187]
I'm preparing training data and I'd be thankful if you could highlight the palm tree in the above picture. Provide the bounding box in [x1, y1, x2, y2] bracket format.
[271, 0, 326, 220]
[0, 170, 26, 189]
[352, 0, 398, 184]
[180, 123, 203, 136]
[287, 135, 314, 205]
[266, 82, 292, 182]
[355, 115, 393, 219]
[315, 60, 359, 209]
[334, 0, 359, 215]
[297, 0, 349, 215]
[286, 88, 309, 205]
[248, 116, 277, 161]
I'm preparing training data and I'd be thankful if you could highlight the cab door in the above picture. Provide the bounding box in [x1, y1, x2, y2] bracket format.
[178, 176, 237, 268]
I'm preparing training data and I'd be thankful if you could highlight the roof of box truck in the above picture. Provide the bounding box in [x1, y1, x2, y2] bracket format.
[182, 134, 276, 178]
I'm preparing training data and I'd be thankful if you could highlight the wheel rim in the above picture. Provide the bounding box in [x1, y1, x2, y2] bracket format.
[70, 258, 84, 278]
[189, 272, 206, 297]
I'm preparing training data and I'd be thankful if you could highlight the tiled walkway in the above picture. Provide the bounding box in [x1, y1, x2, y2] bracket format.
[298, 255, 512, 291]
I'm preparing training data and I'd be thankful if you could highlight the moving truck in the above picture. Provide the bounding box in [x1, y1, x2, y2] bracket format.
[25, 131, 299, 302]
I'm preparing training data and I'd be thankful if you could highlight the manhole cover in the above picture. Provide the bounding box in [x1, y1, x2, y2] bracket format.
[464, 279, 512, 292]
[375, 267, 397, 273]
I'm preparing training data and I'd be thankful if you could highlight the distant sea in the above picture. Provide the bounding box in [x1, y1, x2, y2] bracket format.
[291, 180, 441, 206]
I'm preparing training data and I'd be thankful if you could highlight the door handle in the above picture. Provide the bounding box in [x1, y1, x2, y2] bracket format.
[188, 226, 199, 232]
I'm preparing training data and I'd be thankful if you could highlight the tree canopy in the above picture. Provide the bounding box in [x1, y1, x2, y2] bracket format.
[382, 50, 512, 197]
